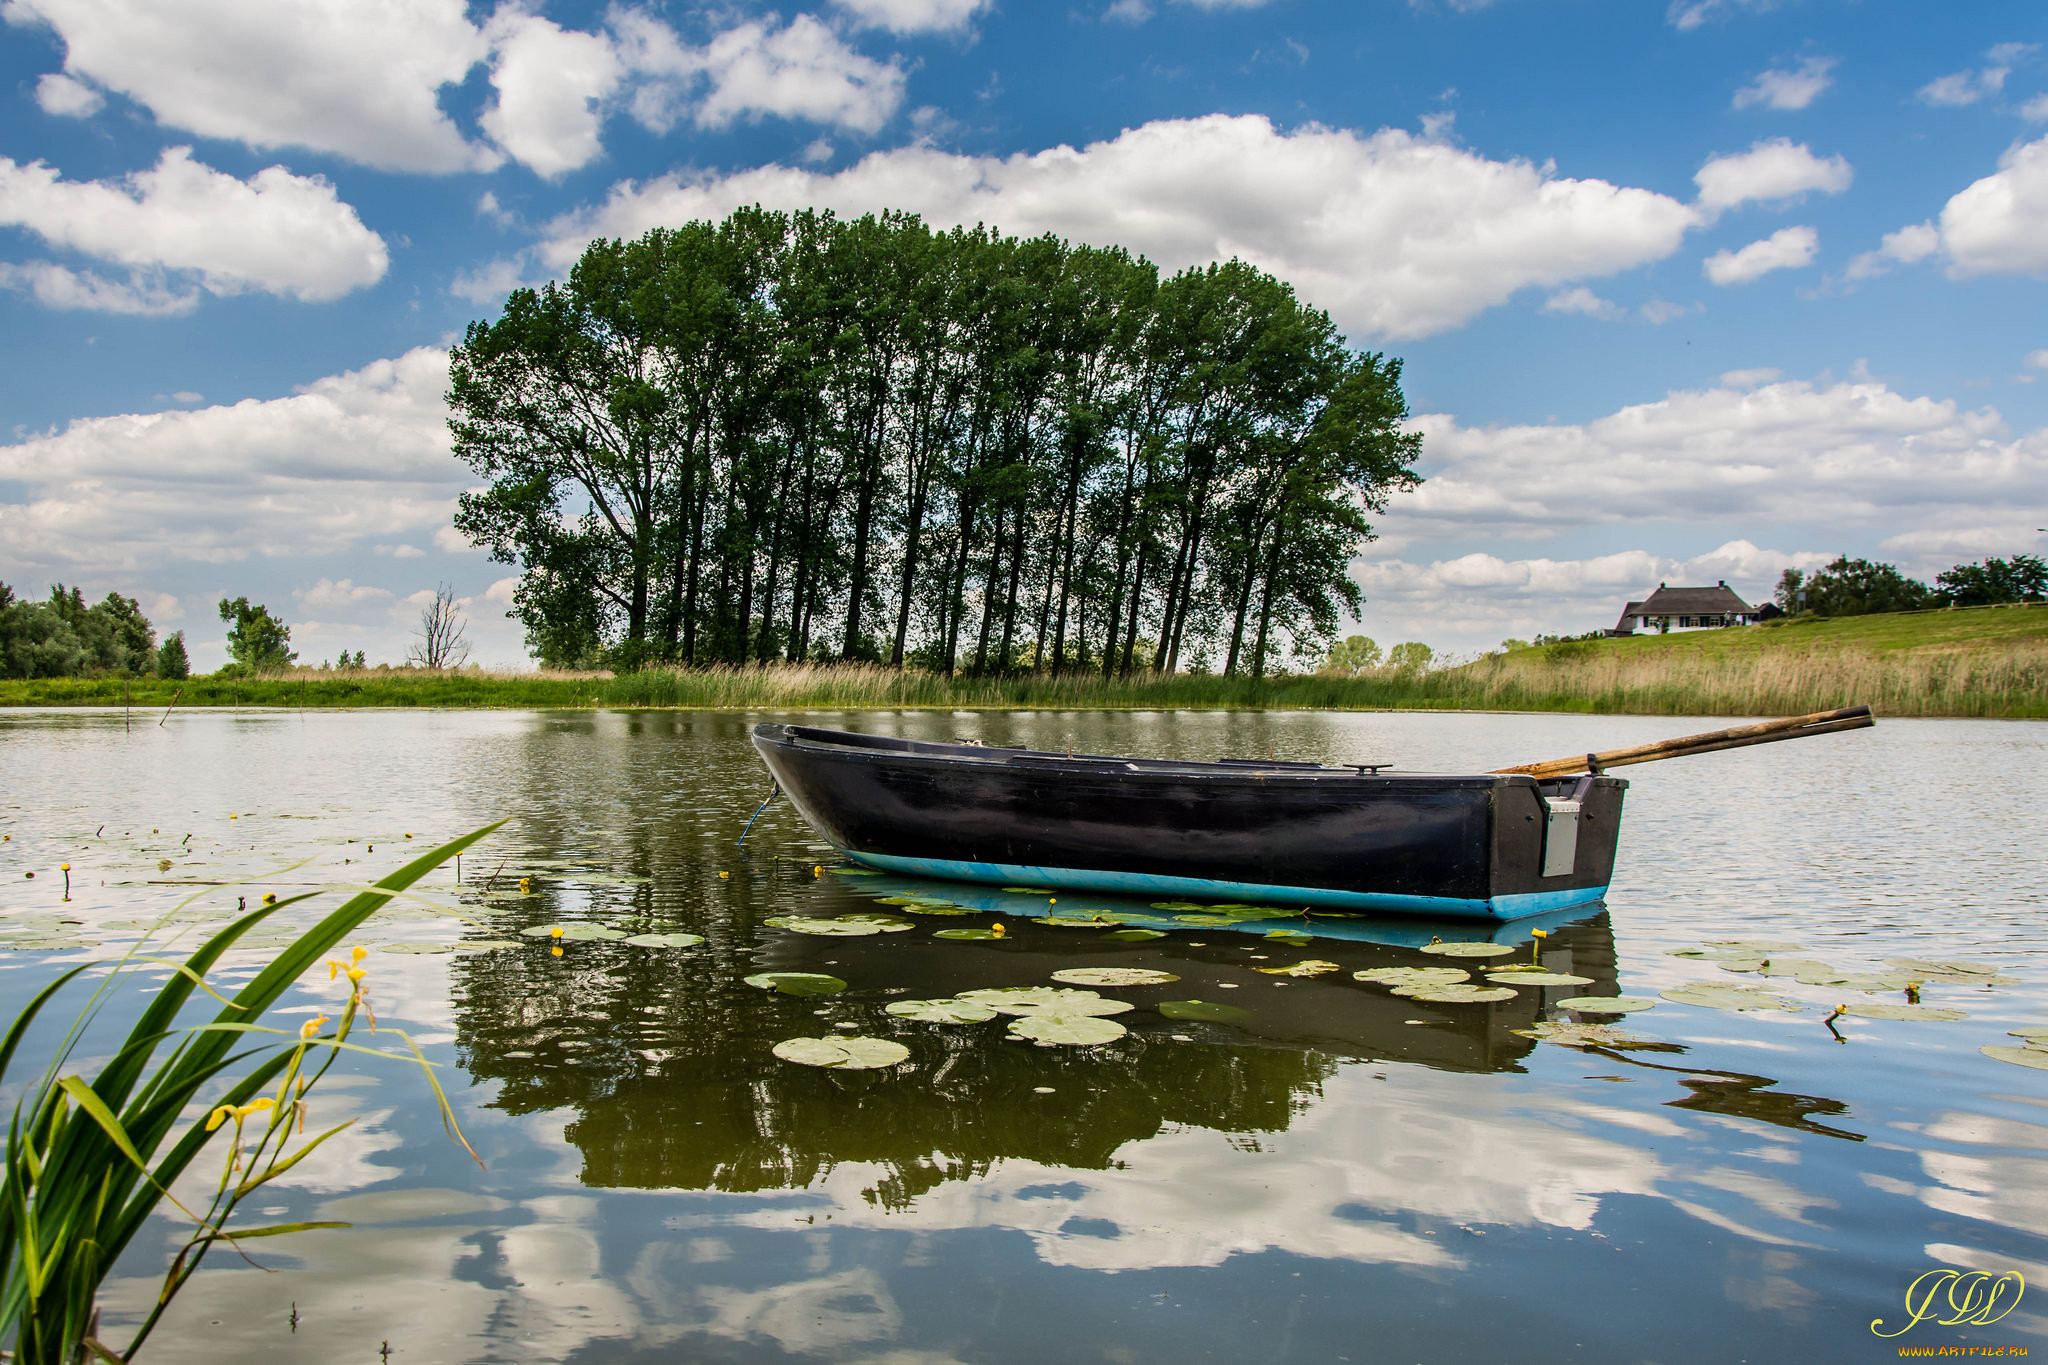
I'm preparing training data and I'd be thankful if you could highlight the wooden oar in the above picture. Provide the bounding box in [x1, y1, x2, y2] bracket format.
[1493, 705, 1874, 780]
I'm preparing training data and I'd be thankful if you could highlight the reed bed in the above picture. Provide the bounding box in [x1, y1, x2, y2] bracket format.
[3, 642, 2043, 717]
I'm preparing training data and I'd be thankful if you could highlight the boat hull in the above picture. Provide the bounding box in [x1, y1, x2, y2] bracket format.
[751, 724, 1628, 921]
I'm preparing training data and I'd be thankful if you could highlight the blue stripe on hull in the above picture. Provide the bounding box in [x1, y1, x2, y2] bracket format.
[839, 850, 1606, 923]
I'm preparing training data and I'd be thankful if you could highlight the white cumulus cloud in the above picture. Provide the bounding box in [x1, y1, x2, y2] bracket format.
[614, 10, 905, 137]
[0, 260, 196, 314]
[1694, 138, 1852, 214]
[1703, 225, 1817, 285]
[1732, 56, 1836, 111]
[541, 114, 1700, 341]
[0, 147, 388, 307]
[481, 10, 624, 179]
[1388, 374, 2045, 554]
[1543, 287, 1622, 320]
[1917, 43, 2036, 108]
[2, 0, 494, 173]
[32, 70, 101, 116]
[1855, 133, 2048, 281]
[0, 347, 461, 574]
[831, 0, 990, 33]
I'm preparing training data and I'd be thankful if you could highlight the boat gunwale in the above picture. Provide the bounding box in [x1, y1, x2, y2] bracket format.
[757, 723, 1624, 793]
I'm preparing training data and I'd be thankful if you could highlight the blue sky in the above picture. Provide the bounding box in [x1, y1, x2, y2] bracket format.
[1, 0, 2044, 668]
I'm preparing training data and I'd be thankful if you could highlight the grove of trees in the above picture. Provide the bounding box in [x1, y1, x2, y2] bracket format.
[449, 208, 1424, 678]
[0, 583, 186, 681]
[1775, 554, 2046, 618]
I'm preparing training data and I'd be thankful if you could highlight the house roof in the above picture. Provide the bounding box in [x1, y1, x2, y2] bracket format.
[1623, 582, 1755, 618]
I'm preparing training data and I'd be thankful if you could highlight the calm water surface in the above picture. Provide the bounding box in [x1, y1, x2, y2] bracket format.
[2, 707, 2045, 1363]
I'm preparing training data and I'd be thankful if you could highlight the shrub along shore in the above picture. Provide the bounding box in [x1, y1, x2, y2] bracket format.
[2, 604, 2043, 719]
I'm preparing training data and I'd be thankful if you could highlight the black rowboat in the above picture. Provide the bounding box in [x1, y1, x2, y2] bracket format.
[751, 724, 1628, 921]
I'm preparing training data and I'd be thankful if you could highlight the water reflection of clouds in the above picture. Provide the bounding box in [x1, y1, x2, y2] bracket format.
[692, 1067, 1666, 1271]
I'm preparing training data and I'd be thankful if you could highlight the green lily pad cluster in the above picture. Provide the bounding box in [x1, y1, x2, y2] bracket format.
[745, 972, 847, 997]
[1418, 941, 1516, 958]
[1557, 995, 1656, 1014]
[1049, 967, 1179, 987]
[520, 923, 628, 941]
[772, 1036, 909, 1069]
[870, 895, 973, 915]
[763, 914, 901, 937]
[1485, 969, 1594, 986]
[1983, 1028, 2048, 1071]
[1512, 1020, 1654, 1049]
[1253, 959, 1341, 978]
[1658, 982, 1803, 1012]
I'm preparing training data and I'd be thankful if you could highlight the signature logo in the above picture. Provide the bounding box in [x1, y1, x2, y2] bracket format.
[1871, 1269, 2025, 1337]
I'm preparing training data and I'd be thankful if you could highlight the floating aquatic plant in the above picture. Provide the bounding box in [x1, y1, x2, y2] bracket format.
[933, 927, 1001, 940]
[1007, 1014, 1126, 1046]
[622, 932, 705, 948]
[1049, 968, 1179, 987]
[1513, 1021, 1655, 1049]
[1419, 942, 1515, 958]
[1557, 995, 1656, 1014]
[884, 999, 998, 1024]
[1156, 1000, 1252, 1025]
[764, 915, 885, 937]
[1839, 1001, 1967, 1021]
[1485, 970, 1594, 987]
[1104, 929, 1166, 941]
[1253, 960, 1340, 978]
[1658, 982, 1803, 1012]
[957, 987, 1131, 1017]
[771, 1036, 909, 1069]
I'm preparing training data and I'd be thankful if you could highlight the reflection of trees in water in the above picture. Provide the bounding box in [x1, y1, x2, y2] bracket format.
[446, 908, 1641, 1199]
[451, 929, 1335, 1195]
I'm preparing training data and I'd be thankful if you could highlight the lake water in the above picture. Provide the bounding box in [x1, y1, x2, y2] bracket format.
[2, 707, 2045, 1363]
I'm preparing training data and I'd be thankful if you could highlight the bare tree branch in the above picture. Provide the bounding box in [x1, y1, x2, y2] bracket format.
[408, 584, 471, 669]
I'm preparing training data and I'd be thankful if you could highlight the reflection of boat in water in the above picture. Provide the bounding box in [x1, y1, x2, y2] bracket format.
[752, 724, 1626, 922]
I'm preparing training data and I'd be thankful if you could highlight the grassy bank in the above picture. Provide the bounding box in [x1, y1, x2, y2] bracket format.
[3, 603, 2044, 717]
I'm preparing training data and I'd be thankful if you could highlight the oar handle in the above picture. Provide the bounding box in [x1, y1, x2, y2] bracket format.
[1493, 705, 1874, 779]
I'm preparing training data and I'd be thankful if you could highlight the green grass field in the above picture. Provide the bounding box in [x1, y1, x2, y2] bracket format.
[3, 603, 2043, 718]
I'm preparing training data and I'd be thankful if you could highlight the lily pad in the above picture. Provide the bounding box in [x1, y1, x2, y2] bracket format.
[1354, 966, 1468, 985]
[1419, 942, 1515, 958]
[1513, 1021, 1654, 1049]
[772, 1036, 910, 1069]
[1219, 906, 1305, 921]
[745, 972, 848, 997]
[2009, 1027, 2048, 1042]
[1007, 1014, 1127, 1046]
[1253, 959, 1340, 978]
[1043, 916, 1129, 928]
[1757, 958, 1845, 981]
[1884, 958, 2001, 979]
[885, 998, 999, 1023]
[1485, 970, 1595, 986]
[1659, 983, 1803, 1013]
[1157, 999, 1253, 1025]
[1173, 914, 1236, 926]
[764, 915, 885, 937]
[1840, 1002, 1968, 1021]
[835, 913, 918, 932]
[1982, 1045, 2048, 1071]
[1150, 901, 1207, 911]
[1402, 984, 1517, 1003]
[934, 927, 1002, 940]
[1004, 887, 1056, 895]
[377, 941, 453, 954]
[1105, 929, 1166, 941]
[1558, 995, 1657, 1014]
[1704, 939, 1805, 952]
[622, 932, 705, 948]
[1050, 967, 1180, 987]
[454, 939, 522, 952]
[958, 987, 1133, 1017]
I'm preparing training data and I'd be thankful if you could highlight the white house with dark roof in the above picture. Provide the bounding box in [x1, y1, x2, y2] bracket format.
[1606, 581, 1759, 635]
